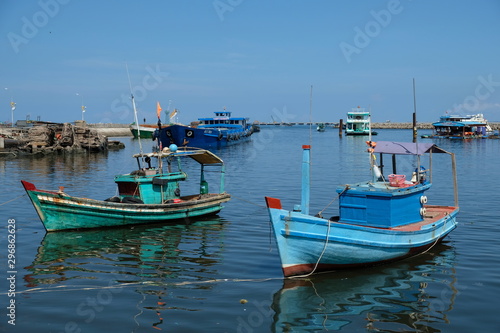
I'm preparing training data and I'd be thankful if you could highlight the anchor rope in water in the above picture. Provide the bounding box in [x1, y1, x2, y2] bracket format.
[0, 193, 27, 206]
[5, 277, 285, 295]
[230, 194, 267, 209]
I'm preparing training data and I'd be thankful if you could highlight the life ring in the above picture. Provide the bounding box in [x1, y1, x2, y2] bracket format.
[166, 130, 172, 137]
[420, 207, 426, 216]
[174, 188, 181, 196]
[186, 130, 194, 138]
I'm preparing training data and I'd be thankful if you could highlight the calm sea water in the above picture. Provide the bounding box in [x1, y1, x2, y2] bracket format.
[1, 127, 499, 333]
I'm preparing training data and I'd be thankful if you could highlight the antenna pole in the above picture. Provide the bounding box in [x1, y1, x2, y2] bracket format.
[126, 63, 143, 155]
[309, 85, 313, 145]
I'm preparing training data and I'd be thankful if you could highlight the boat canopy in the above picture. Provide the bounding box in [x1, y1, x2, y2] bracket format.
[433, 121, 486, 127]
[373, 141, 450, 155]
[133, 148, 224, 165]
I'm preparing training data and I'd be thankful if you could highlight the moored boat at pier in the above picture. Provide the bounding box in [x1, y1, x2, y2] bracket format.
[156, 110, 254, 149]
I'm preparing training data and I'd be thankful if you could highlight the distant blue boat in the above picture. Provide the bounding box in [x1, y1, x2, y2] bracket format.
[265, 141, 459, 277]
[156, 111, 254, 149]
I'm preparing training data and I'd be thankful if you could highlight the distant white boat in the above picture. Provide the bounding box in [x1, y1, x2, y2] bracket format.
[345, 106, 377, 136]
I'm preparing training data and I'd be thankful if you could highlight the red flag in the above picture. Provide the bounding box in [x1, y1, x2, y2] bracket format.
[156, 101, 162, 119]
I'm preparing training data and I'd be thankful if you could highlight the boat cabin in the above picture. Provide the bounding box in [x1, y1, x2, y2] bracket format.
[198, 111, 249, 128]
[430, 113, 492, 138]
[114, 146, 226, 205]
[336, 141, 457, 228]
[346, 107, 372, 135]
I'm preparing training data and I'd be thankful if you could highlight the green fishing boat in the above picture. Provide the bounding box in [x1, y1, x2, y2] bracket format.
[22, 144, 231, 232]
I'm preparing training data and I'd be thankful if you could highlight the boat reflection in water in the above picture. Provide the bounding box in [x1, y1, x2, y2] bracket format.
[24, 216, 226, 286]
[272, 243, 458, 332]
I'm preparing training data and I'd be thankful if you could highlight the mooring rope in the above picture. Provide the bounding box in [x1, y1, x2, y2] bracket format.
[6, 277, 285, 295]
[412, 215, 451, 257]
[230, 194, 267, 209]
[290, 218, 333, 279]
[0, 193, 27, 206]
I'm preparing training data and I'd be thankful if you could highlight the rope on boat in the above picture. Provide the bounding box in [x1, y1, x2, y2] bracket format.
[290, 219, 333, 279]
[0, 193, 27, 206]
[315, 185, 349, 218]
[412, 215, 451, 257]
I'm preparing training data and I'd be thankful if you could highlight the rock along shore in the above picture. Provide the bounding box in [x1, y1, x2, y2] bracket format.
[0, 122, 129, 157]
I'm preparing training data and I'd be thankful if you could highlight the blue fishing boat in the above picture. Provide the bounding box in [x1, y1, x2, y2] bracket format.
[155, 110, 254, 149]
[265, 141, 459, 277]
[422, 113, 493, 139]
[22, 144, 231, 232]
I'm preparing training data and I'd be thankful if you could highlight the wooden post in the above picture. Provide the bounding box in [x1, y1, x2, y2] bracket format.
[339, 119, 343, 137]
[413, 112, 417, 143]
[412, 78, 418, 143]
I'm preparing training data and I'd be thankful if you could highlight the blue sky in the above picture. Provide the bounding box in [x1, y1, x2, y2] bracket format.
[1, 0, 500, 124]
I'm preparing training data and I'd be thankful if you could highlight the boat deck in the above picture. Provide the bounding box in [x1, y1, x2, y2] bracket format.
[329, 205, 457, 231]
[389, 205, 457, 231]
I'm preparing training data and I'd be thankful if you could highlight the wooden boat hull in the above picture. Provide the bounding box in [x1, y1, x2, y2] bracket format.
[130, 125, 157, 139]
[22, 180, 230, 232]
[265, 197, 458, 277]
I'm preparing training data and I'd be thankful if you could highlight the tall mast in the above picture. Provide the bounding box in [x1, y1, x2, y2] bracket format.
[126, 64, 143, 155]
